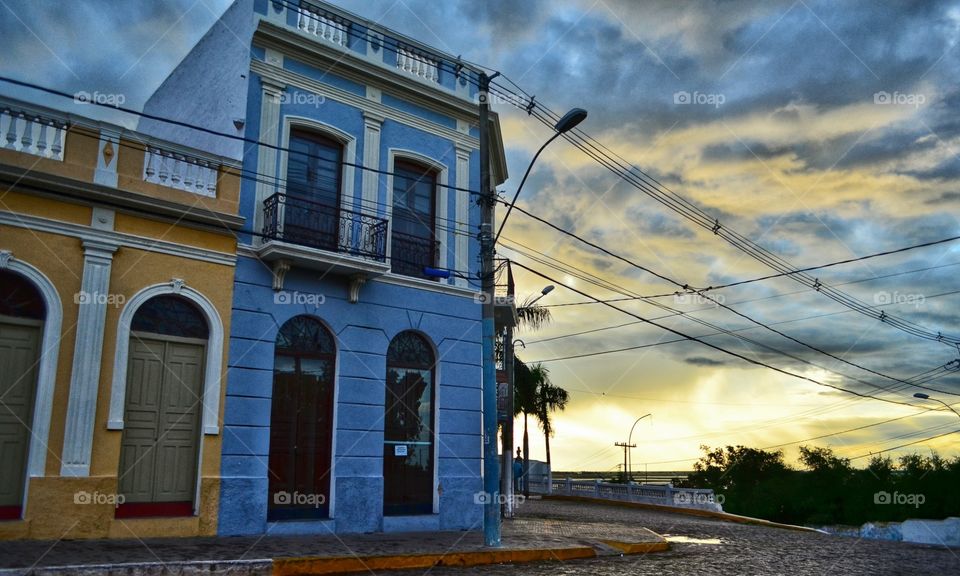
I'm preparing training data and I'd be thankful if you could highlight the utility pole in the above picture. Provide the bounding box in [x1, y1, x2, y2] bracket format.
[478, 71, 501, 547]
[614, 442, 635, 483]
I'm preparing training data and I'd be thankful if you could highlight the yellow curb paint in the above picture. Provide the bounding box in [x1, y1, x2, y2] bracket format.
[601, 540, 671, 554]
[272, 547, 597, 576]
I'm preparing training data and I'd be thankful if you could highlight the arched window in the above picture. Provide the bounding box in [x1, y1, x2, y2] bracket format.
[117, 295, 209, 518]
[282, 130, 344, 251]
[0, 270, 45, 520]
[268, 316, 337, 520]
[391, 161, 437, 279]
[383, 331, 435, 515]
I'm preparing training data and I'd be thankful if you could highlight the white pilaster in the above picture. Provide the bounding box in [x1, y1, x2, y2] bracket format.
[362, 112, 384, 216]
[455, 146, 471, 288]
[60, 239, 119, 476]
[254, 79, 286, 237]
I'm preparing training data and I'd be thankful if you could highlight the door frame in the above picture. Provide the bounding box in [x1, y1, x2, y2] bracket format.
[0, 256, 63, 520]
[117, 330, 207, 516]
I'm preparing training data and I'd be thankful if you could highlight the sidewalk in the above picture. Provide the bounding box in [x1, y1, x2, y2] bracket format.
[0, 506, 668, 575]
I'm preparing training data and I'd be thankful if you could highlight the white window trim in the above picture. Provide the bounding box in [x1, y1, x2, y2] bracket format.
[107, 280, 225, 435]
[0, 253, 63, 499]
[276, 116, 358, 220]
[385, 149, 449, 272]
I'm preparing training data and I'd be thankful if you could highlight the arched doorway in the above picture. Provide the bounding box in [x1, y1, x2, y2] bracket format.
[116, 295, 208, 518]
[383, 331, 435, 515]
[268, 316, 336, 520]
[0, 270, 45, 520]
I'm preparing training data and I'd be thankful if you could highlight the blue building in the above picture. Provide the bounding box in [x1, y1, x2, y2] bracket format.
[139, 0, 507, 535]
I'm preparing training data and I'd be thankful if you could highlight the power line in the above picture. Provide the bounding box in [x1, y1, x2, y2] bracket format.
[510, 259, 929, 409]
[486, 81, 959, 347]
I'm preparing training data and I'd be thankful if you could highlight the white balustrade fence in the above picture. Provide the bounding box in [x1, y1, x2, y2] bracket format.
[529, 477, 724, 512]
[297, 5, 348, 46]
[1, 107, 66, 161]
[397, 46, 439, 83]
[143, 148, 219, 198]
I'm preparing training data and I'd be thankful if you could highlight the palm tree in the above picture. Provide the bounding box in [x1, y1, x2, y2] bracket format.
[516, 294, 552, 331]
[534, 367, 568, 469]
[512, 358, 536, 495]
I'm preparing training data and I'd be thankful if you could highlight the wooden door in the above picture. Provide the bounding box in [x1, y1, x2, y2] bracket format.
[0, 321, 40, 520]
[118, 337, 203, 517]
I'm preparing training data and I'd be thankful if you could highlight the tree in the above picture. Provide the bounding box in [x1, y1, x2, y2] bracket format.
[515, 294, 552, 331]
[534, 365, 568, 469]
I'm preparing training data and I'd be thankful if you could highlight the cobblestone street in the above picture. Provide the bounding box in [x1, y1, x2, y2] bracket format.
[384, 499, 960, 576]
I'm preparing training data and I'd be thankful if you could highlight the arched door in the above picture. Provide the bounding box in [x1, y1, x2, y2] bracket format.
[0, 270, 45, 520]
[384, 331, 435, 515]
[268, 316, 336, 520]
[117, 295, 208, 518]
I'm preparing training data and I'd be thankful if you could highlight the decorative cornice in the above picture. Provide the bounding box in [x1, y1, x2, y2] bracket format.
[251, 60, 480, 150]
[0, 210, 236, 267]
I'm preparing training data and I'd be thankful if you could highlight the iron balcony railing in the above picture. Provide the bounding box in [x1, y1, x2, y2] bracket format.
[390, 231, 439, 280]
[262, 192, 388, 262]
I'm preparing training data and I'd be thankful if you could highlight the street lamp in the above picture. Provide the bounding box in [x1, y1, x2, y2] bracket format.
[494, 108, 588, 243]
[627, 413, 651, 483]
[913, 393, 960, 420]
[526, 284, 555, 306]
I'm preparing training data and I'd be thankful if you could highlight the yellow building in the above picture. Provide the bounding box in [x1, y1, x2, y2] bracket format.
[0, 97, 242, 539]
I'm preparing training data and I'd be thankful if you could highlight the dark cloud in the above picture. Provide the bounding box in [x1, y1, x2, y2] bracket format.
[685, 356, 728, 367]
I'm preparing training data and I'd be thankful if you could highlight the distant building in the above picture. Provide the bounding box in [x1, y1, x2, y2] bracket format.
[140, 0, 507, 535]
[0, 94, 242, 539]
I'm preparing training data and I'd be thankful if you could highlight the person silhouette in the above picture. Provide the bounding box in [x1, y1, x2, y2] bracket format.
[513, 448, 523, 492]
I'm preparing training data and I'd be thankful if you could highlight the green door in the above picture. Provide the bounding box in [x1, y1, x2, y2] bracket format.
[0, 320, 40, 520]
[118, 336, 203, 516]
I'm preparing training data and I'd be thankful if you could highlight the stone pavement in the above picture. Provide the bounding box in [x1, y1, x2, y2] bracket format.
[0, 498, 667, 575]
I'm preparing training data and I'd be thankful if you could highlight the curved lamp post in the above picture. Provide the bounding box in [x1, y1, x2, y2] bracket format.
[494, 108, 588, 244]
[627, 413, 652, 483]
[913, 393, 960, 420]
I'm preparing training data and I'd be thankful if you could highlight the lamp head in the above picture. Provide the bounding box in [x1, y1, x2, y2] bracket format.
[914, 392, 930, 400]
[554, 108, 588, 134]
[541, 285, 555, 296]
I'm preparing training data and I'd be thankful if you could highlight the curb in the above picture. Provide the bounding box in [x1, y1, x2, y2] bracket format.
[272, 547, 597, 575]
[544, 495, 823, 533]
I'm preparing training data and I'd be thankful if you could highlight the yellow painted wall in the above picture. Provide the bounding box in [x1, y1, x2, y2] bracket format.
[0, 131, 239, 539]
[0, 126, 99, 184]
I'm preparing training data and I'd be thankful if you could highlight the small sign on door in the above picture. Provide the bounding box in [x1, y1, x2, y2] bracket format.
[394, 444, 408, 457]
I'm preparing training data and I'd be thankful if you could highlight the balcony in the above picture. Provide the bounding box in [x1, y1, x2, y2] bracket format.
[390, 231, 439, 281]
[257, 193, 391, 293]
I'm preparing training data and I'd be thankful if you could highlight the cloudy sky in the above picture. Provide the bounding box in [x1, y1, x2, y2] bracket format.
[2, 0, 959, 473]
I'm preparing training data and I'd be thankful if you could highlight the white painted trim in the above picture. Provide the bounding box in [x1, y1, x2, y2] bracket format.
[61, 239, 118, 477]
[0, 210, 236, 266]
[0, 253, 63, 515]
[251, 61, 479, 151]
[107, 280, 225, 435]
[361, 113, 384, 217]
[277, 115, 358, 225]
[254, 79, 286, 237]
[454, 148, 471, 289]
[385, 149, 449, 270]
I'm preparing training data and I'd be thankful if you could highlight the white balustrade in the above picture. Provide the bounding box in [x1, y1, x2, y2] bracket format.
[143, 147, 219, 198]
[1, 107, 66, 161]
[297, 5, 348, 46]
[397, 46, 439, 83]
